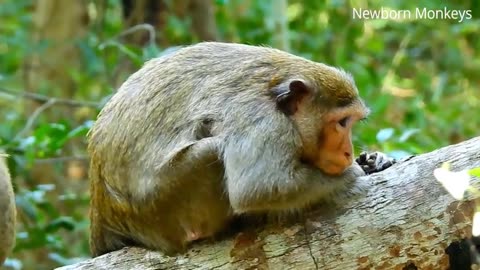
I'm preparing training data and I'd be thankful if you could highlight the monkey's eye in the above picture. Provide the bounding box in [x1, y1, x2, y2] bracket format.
[338, 117, 350, 128]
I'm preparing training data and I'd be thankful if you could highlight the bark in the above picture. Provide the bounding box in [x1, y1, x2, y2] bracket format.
[57, 136, 480, 270]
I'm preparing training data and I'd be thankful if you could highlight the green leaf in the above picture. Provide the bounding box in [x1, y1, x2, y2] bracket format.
[142, 43, 161, 60]
[45, 216, 76, 233]
[99, 41, 142, 66]
[15, 195, 38, 221]
[376, 128, 395, 142]
[48, 253, 79, 266]
[398, 128, 420, 142]
[66, 123, 91, 140]
[469, 167, 480, 177]
[388, 150, 412, 160]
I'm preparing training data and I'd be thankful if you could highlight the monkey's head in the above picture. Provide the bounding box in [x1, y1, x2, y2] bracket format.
[272, 65, 369, 176]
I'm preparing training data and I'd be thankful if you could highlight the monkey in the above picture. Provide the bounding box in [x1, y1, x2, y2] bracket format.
[0, 154, 15, 265]
[87, 42, 395, 257]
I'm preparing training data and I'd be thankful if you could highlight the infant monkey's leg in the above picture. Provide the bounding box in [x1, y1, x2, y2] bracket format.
[356, 151, 396, 174]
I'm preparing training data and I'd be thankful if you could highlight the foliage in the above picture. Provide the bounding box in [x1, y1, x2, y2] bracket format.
[0, 0, 478, 269]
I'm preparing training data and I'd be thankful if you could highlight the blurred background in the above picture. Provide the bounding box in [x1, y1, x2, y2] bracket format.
[0, 0, 479, 269]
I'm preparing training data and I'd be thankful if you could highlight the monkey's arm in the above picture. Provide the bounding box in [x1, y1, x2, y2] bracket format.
[155, 136, 221, 176]
[223, 128, 366, 213]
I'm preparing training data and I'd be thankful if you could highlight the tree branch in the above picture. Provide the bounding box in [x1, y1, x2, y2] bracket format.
[57, 136, 480, 270]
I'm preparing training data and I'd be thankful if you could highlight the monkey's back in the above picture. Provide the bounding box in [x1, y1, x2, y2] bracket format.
[87, 42, 324, 255]
[88, 42, 320, 192]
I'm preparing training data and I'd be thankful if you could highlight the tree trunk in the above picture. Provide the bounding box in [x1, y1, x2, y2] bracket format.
[57, 136, 480, 270]
[270, 0, 290, 51]
[122, 0, 218, 45]
[28, 0, 88, 111]
[23, 0, 88, 188]
[189, 0, 218, 41]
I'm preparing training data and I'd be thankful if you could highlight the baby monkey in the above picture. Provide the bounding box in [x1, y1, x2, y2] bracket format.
[88, 42, 394, 256]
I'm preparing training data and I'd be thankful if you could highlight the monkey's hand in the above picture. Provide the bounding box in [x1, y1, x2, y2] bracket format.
[356, 151, 396, 175]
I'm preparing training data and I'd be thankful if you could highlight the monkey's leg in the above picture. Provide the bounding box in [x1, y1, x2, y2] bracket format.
[153, 136, 229, 245]
[91, 137, 224, 256]
[155, 136, 222, 176]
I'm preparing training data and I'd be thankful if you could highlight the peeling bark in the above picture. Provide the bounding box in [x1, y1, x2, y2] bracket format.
[57, 136, 480, 270]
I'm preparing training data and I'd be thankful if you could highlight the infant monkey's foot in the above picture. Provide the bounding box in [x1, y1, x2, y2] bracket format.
[356, 151, 396, 175]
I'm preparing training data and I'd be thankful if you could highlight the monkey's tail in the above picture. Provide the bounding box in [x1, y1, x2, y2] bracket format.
[88, 167, 129, 257]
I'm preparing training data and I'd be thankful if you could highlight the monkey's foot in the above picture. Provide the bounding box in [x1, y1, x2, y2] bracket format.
[356, 151, 396, 175]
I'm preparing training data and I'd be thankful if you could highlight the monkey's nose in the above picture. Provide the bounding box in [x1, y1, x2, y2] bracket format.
[344, 152, 353, 165]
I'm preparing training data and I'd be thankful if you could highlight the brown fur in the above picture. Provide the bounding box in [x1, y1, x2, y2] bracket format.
[88, 42, 369, 256]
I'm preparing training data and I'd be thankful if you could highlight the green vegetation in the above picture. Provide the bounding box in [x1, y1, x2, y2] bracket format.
[0, 0, 478, 269]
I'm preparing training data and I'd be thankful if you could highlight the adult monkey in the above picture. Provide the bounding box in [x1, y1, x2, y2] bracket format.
[88, 42, 394, 256]
[0, 154, 15, 264]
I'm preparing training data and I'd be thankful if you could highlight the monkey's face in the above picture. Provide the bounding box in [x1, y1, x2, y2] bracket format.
[270, 70, 368, 176]
[314, 105, 367, 175]
[297, 101, 368, 176]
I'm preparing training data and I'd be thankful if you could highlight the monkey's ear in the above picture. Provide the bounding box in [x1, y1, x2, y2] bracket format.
[272, 79, 311, 116]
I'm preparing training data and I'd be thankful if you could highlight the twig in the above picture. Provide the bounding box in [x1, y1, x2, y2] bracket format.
[99, 23, 156, 49]
[0, 87, 101, 108]
[13, 99, 57, 140]
[34, 155, 88, 164]
[380, 32, 412, 93]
